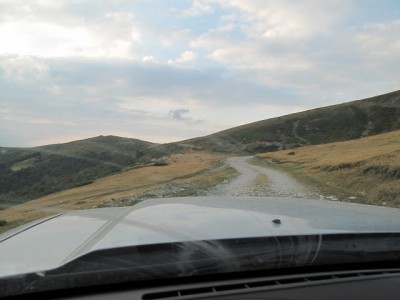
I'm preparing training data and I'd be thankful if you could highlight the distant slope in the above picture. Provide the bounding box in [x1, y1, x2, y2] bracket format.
[257, 130, 400, 207]
[185, 90, 400, 153]
[0, 136, 180, 205]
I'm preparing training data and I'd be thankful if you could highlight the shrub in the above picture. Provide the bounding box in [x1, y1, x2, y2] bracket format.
[154, 159, 168, 166]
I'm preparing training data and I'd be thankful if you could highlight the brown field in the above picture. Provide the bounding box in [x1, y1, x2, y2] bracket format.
[257, 130, 400, 208]
[0, 151, 231, 233]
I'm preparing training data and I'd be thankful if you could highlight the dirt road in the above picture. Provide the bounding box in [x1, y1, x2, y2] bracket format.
[101, 156, 330, 207]
[208, 156, 319, 198]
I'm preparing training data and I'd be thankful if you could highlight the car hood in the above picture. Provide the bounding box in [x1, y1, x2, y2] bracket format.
[1, 196, 400, 278]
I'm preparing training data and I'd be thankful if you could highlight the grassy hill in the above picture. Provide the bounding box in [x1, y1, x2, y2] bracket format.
[0, 136, 181, 206]
[184, 90, 400, 153]
[0, 151, 234, 233]
[256, 130, 400, 207]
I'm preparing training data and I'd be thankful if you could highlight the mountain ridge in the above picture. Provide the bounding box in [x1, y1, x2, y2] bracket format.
[183, 89, 400, 153]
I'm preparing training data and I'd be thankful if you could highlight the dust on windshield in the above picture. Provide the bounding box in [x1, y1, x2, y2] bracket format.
[0, 1, 399, 235]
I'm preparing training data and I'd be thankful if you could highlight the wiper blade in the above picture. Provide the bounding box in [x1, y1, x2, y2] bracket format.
[2, 233, 400, 297]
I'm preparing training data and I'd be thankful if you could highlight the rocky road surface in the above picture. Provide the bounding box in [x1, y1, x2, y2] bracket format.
[208, 156, 319, 199]
[101, 156, 325, 207]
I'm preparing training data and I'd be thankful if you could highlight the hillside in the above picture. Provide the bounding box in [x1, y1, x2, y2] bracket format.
[256, 130, 400, 207]
[0, 136, 181, 206]
[0, 151, 233, 233]
[184, 90, 400, 153]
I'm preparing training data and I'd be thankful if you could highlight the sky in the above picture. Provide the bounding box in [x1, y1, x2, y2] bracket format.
[0, 0, 399, 147]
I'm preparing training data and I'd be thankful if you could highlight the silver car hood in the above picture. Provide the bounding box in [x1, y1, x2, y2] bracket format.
[1, 196, 400, 277]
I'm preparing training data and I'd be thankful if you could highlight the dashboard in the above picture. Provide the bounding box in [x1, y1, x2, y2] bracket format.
[10, 267, 400, 300]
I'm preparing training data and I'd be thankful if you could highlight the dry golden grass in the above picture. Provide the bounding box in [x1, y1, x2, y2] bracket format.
[0, 151, 227, 233]
[253, 173, 269, 187]
[257, 130, 400, 207]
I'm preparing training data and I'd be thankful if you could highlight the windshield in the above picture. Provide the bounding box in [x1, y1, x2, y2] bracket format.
[0, 0, 400, 297]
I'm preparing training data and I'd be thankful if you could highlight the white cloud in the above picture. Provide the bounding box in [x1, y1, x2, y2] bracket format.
[0, 3, 141, 59]
[182, 0, 214, 16]
[160, 28, 193, 48]
[104, 12, 142, 43]
[187, 0, 400, 97]
[168, 51, 197, 65]
[210, 0, 352, 38]
[106, 40, 135, 59]
[355, 19, 400, 61]
[0, 1, 399, 147]
[0, 55, 49, 81]
[142, 56, 157, 63]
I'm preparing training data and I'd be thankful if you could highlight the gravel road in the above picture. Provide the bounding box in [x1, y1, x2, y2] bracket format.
[101, 156, 323, 207]
[208, 156, 319, 198]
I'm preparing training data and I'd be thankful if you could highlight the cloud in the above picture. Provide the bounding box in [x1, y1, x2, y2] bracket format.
[168, 108, 205, 126]
[181, 0, 214, 17]
[0, 2, 141, 59]
[0, 56, 262, 146]
[210, 0, 352, 37]
[186, 0, 400, 99]
[168, 50, 197, 65]
[355, 19, 400, 61]
[0, 1, 400, 147]
[168, 109, 190, 120]
[160, 28, 193, 48]
[142, 56, 157, 63]
[0, 55, 49, 81]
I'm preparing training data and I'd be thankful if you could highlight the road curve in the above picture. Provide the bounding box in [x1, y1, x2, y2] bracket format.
[208, 156, 319, 198]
